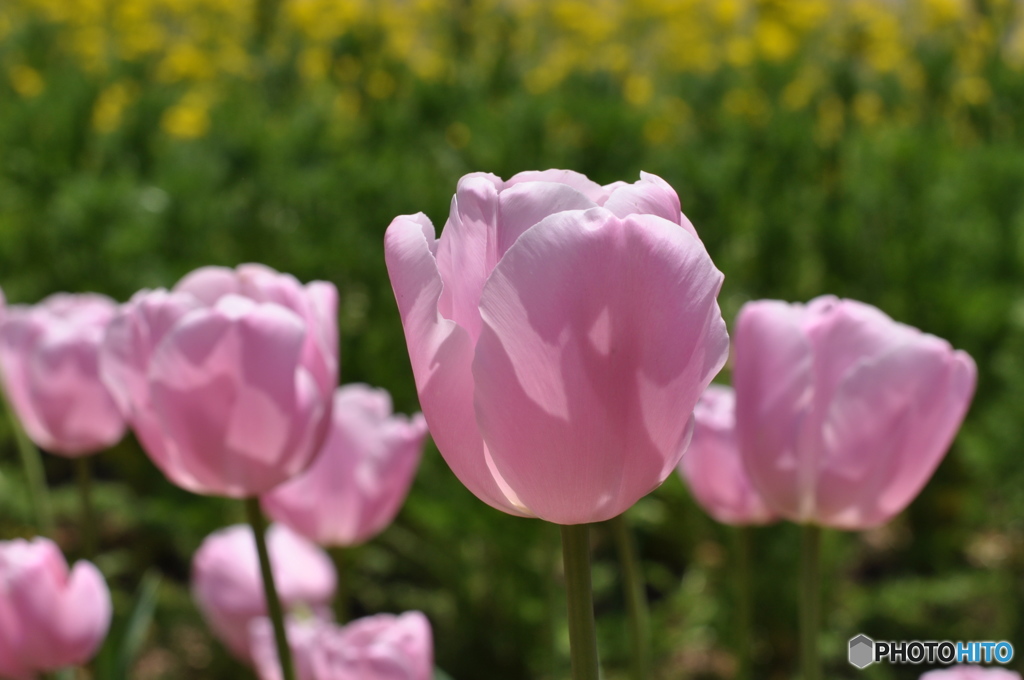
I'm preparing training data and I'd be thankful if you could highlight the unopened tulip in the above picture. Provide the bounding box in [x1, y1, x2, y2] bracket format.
[0, 537, 112, 675]
[192, 523, 337, 661]
[920, 668, 1021, 680]
[101, 264, 338, 497]
[262, 384, 428, 547]
[0, 293, 125, 455]
[250, 611, 433, 680]
[734, 296, 977, 529]
[385, 170, 728, 524]
[677, 384, 776, 525]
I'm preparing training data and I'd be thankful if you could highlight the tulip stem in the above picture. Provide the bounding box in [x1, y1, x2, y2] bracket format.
[609, 514, 650, 680]
[560, 523, 600, 680]
[331, 547, 350, 623]
[733, 527, 753, 679]
[799, 525, 821, 680]
[76, 457, 97, 559]
[0, 383, 54, 536]
[245, 498, 296, 680]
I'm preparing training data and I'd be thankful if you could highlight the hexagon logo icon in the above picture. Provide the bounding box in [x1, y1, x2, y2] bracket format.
[849, 634, 875, 669]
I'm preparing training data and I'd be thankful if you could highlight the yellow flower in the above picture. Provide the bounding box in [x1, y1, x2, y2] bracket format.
[8, 65, 45, 98]
[92, 81, 136, 133]
[754, 18, 796, 62]
[161, 92, 211, 139]
[953, 76, 992, 106]
[624, 74, 654, 107]
[853, 91, 883, 126]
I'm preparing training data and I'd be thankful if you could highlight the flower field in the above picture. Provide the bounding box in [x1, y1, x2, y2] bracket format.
[1, 1, 1023, 678]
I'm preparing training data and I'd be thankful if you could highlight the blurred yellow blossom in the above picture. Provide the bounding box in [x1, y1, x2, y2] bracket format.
[161, 91, 212, 139]
[624, 74, 654, 107]
[92, 81, 136, 133]
[8, 64, 44, 97]
[853, 91, 884, 126]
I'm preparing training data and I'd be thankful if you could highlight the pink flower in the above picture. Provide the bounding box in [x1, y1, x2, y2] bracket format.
[385, 170, 728, 524]
[920, 667, 1022, 680]
[677, 384, 776, 525]
[0, 537, 111, 677]
[262, 384, 428, 547]
[733, 296, 977, 529]
[100, 264, 338, 497]
[250, 612, 433, 680]
[0, 293, 125, 456]
[191, 523, 337, 662]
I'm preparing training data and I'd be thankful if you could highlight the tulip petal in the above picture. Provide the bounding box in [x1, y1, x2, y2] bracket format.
[434, 175, 500, 342]
[100, 289, 200, 418]
[148, 301, 311, 496]
[474, 208, 728, 524]
[174, 265, 240, 304]
[506, 169, 607, 202]
[28, 330, 125, 455]
[602, 172, 693, 234]
[53, 561, 113, 666]
[385, 214, 529, 517]
[734, 300, 816, 521]
[815, 340, 977, 528]
[496, 181, 598, 257]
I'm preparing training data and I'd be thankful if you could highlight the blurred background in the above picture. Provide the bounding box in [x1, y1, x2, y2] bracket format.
[1, 0, 1023, 678]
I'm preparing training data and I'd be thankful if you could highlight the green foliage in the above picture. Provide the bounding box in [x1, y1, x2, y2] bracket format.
[2, 3, 1023, 679]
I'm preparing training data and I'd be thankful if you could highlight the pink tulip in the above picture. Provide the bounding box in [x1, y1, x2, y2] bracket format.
[677, 384, 776, 525]
[100, 264, 338, 497]
[262, 384, 428, 547]
[920, 668, 1022, 680]
[0, 293, 125, 456]
[0, 537, 111, 676]
[250, 612, 433, 680]
[385, 170, 728, 525]
[192, 523, 337, 662]
[733, 296, 977, 529]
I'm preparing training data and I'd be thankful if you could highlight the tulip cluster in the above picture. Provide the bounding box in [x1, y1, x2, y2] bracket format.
[0, 167, 987, 680]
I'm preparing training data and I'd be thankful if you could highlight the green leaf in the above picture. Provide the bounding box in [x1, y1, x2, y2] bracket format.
[115, 569, 162, 679]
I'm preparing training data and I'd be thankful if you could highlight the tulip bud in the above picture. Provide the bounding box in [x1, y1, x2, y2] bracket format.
[0, 293, 125, 456]
[0, 537, 112, 675]
[734, 296, 977, 529]
[192, 523, 337, 662]
[385, 170, 728, 524]
[262, 384, 428, 547]
[250, 612, 433, 680]
[101, 264, 338, 497]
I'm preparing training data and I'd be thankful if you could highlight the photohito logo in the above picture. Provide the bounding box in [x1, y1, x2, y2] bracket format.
[848, 635, 1015, 669]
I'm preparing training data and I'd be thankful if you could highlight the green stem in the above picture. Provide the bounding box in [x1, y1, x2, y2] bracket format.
[799, 525, 821, 680]
[76, 457, 97, 559]
[609, 514, 650, 680]
[560, 523, 600, 680]
[245, 498, 296, 680]
[330, 547, 349, 624]
[733, 527, 753, 680]
[0, 383, 54, 536]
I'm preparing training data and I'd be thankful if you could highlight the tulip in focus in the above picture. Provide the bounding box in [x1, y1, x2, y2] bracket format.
[920, 668, 1022, 680]
[385, 170, 728, 524]
[250, 611, 433, 680]
[0, 292, 125, 455]
[192, 523, 337, 662]
[734, 296, 977, 529]
[262, 384, 428, 547]
[0, 537, 112, 677]
[101, 263, 338, 497]
[677, 384, 776, 525]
